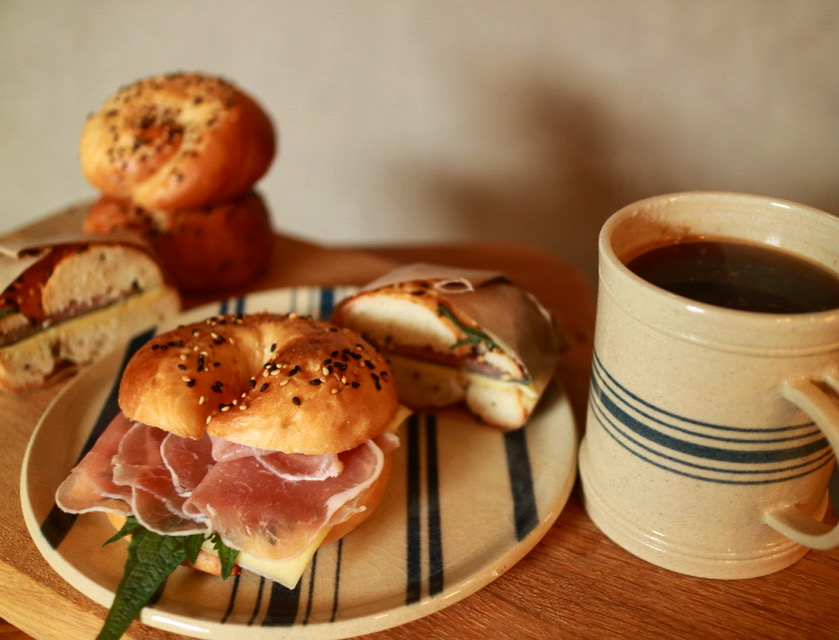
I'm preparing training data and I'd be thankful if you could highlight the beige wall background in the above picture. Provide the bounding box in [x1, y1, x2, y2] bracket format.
[2, 0, 838, 286]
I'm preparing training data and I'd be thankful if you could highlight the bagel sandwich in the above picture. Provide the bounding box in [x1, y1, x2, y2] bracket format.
[0, 230, 180, 392]
[331, 263, 563, 429]
[55, 312, 408, 635]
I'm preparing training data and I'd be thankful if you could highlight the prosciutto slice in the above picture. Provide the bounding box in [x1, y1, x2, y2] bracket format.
[161, 433, 215, 496]
[210, 437, 344, 480]
[182, 438, 386, 560]
[55, 411, 397, 561]
[112, 423, 209, 534]
[55, 412, 135, 514]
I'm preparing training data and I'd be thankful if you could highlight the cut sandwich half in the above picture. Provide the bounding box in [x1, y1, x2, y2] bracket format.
[331, 263, 564, 429]
[0, 240, 179, 391]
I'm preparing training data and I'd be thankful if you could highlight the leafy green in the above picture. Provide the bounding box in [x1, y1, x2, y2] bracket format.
[437, 303, 500, 350]
[97, 517, 238, 640]
[0, 304, 18, 321]
[212, 533, 239, 579]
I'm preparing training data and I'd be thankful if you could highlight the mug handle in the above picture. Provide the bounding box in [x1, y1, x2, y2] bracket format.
[763, 374, 839, 550]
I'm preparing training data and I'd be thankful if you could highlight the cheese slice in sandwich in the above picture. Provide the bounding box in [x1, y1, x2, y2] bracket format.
[331, 263, 564, 430]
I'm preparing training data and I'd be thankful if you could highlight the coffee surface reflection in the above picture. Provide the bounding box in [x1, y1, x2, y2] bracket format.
[626, 239, 839, 313]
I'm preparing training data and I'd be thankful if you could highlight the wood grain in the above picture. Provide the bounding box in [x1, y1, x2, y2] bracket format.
[2, 229, 838, 640]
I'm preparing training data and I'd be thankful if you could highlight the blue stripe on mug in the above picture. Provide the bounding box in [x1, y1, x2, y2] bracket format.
[589, 350, 834, 485]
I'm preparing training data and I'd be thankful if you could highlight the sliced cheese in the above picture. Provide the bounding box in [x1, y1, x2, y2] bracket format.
[204, 527, 331, 589]
[390, 403, 413, 432]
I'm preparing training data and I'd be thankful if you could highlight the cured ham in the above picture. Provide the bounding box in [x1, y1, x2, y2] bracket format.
[183, 438, 385, 560]
[55, 412, 135, 514]
[54, 411, 395, 561]
[161, 433, 214, 496]
[210, 437, 345, 480]
[111, 423, 209, 534]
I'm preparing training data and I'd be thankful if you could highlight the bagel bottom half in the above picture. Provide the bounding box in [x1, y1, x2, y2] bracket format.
[84, 191, 274, 294]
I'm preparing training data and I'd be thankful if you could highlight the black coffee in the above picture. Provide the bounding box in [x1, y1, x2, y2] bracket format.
[626, 239, 839, 313]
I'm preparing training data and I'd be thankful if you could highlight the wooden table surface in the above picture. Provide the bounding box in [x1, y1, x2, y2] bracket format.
[2, 231, 838, 640]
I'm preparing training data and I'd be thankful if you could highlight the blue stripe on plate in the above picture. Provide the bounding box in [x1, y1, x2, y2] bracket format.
[41, 327, 157, 549]
[405, 413, 423, 605]
[262, 580, 301, 626]
[405, 413, 445, 604]
[217, 297, 247, 315]
[425, 414, 444, 596]
[319, 287, 336, 319]
[329, 539, 344, 622]
[504, 428, 539, 541]
[248, 576, 266, 625]
[220, 573, 242, 624]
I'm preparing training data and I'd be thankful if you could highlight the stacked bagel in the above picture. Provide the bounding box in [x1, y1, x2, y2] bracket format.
[80, 72, 277, 293]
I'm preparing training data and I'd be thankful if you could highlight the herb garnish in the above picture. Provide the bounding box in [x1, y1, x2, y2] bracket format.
[437, 303, 499, 350]
[0, 305, 18, 321]
[97, 517, 238, 640]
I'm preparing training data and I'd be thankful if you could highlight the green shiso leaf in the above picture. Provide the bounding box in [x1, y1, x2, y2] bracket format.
[212, 533, 240, 579]
[97, 518, 239, 640]
[437, 303, 499, 350]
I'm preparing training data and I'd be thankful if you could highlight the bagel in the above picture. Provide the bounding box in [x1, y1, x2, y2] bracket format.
[79, 72, 276, 211]
[119, 312, 401, 453]
[84, 192, 274, 293]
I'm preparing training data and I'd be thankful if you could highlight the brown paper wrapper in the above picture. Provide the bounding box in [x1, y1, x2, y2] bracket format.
[351, 263, 564, 397]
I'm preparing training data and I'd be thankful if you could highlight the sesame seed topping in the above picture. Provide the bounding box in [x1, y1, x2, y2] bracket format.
[292, 396, 302, 405]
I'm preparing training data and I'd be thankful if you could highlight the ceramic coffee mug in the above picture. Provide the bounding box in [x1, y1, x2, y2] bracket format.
[578, 191, 839, 579]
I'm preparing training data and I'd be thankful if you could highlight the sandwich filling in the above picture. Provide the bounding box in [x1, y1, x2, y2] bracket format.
[56, 411, 401, 576]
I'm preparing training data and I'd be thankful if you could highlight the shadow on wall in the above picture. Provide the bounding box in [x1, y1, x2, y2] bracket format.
[398, 82, 663, 287]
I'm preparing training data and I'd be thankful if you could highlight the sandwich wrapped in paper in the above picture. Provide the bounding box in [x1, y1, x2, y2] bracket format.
[0, 204, 180, 392]
[331, 263, 564, 429]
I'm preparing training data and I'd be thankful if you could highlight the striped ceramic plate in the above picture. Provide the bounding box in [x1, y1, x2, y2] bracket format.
[21, 286, 577, 639]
